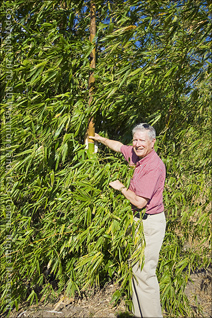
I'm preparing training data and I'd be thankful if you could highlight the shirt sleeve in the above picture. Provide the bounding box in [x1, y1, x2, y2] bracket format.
[121, 145, 138, 166]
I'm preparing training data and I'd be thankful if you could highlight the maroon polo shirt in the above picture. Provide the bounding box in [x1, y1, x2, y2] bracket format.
[121, 145, 166, 214]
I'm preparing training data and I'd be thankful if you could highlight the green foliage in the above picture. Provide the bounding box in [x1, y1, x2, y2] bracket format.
[0, 0, 211, 317]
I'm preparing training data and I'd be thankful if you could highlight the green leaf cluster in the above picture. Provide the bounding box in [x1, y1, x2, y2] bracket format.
[0, 0, 211, 317]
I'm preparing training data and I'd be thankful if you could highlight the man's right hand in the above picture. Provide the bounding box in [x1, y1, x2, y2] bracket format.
[89, 133, 105, 143]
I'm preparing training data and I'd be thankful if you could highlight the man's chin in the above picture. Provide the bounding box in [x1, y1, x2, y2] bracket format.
[135, 151, 144, 158]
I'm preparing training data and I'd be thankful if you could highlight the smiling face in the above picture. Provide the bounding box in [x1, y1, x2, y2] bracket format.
[132, 130, 155, 159]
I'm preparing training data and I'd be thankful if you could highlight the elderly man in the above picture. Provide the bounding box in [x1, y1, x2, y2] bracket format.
[90, 123, 166, 318]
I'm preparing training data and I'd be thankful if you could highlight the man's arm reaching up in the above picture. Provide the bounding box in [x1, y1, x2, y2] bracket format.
[89, 133, 123, 153]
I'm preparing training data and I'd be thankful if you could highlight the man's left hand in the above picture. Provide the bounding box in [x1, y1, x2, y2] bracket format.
[109, 180, 125, 191]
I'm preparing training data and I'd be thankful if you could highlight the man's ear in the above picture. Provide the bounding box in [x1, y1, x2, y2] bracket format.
[152, 138, 156, 148]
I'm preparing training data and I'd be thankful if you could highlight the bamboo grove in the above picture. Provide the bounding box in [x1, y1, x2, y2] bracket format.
[0, 0, 211, 316]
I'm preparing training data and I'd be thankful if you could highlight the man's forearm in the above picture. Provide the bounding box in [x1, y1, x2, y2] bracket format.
[120, 187, 148, 210]
[109, 180, 148, 210]
[100, 137, 123, 153]
[89, 133, 123, 153]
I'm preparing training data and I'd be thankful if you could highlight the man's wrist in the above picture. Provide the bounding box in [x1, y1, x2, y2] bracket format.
[119, 186, 126, 192]
[100, 137, 107, 144]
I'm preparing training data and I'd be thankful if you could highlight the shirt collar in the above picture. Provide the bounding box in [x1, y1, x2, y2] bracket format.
[135, 149, 156, 167]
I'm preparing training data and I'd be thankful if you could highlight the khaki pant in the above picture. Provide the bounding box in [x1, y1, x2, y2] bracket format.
[132, 212, 166, 318]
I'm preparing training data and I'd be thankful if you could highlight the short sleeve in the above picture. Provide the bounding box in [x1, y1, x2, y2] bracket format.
[121, 145, 139, 166]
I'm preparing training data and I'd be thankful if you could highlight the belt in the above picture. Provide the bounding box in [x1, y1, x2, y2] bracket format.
[134, 212, 150, 219]
[134, 212, 163, 219]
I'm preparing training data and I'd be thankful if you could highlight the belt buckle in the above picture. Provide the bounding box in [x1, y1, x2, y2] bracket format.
[134, 212, 140, 218]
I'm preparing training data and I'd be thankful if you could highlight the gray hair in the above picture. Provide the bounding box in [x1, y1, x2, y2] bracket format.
[132, 123, 156, 140]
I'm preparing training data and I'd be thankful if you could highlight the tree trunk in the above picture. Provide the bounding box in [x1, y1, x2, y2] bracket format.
[86, 1, 96, 154]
